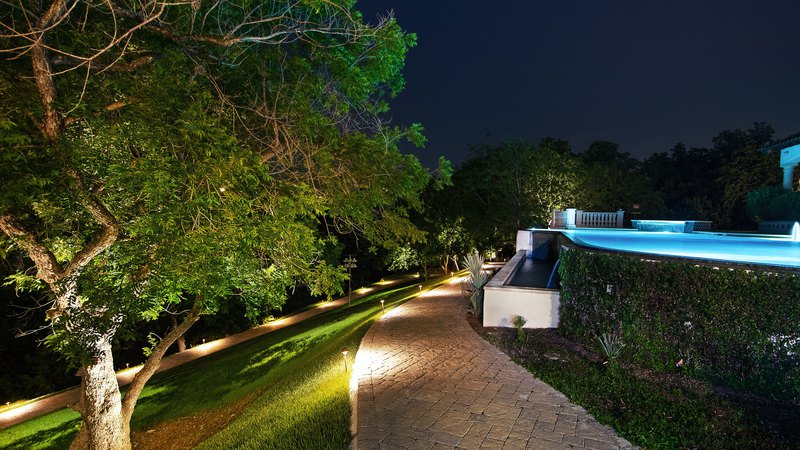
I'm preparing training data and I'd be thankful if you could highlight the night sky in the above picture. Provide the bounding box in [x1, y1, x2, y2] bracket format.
[358, 1, 800, 168]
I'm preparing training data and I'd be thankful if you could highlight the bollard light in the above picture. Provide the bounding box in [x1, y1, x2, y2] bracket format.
[418, 285, 422, 292]
[202, 338, 206, 344]
[341, 348, 349, 371]
[380, 299, 385, 312]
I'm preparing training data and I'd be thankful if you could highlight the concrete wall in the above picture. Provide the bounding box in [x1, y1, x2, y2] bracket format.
[483, 250, 560, 329]
[515, 230, 532, 255]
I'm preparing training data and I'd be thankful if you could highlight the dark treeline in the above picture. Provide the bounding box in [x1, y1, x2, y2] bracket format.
[397, 122, 789, 270]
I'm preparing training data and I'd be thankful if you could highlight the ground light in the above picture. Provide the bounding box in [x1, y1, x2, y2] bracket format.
[341, 348, 349, 371]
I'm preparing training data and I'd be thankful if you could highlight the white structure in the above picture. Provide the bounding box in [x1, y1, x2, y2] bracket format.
[780, 144, 800, 190]
[762, 135, 800, 191]
[483, 248, 560, 329]
[551, 208, 624, 228]
[515, 229, 532, 255]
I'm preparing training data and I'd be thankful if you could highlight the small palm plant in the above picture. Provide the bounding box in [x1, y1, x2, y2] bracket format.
[512, 315, 527, 344]
[596, 332, 625, 369]
[463, 251, 489, 318]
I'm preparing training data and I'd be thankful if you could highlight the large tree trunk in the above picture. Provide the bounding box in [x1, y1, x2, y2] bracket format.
[70, 340, 130, 450]
[68, 305, 200, 450]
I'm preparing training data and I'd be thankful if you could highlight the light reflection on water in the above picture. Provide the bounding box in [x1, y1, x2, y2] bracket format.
[538, 228, 800, 269]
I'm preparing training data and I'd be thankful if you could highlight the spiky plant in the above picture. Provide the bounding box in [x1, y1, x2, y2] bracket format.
[463, 251, 489, 318]
[596, 332, 625, 364]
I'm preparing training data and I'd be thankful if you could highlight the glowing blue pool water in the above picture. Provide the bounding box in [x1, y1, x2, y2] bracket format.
[539, 228, 800, 269]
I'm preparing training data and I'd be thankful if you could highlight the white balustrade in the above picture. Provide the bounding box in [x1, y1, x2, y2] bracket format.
[551, 209, 624, 228]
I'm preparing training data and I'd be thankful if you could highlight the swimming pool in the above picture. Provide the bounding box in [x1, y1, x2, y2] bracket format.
[538, 228, 800, 269]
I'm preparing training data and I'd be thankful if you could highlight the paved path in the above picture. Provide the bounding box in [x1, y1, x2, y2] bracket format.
[353, 280, 634, 450]
[0, 274, 415, 429]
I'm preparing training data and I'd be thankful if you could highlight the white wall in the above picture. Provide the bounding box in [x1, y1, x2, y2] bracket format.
[484, 285, 560, 328]
[483, 250, 560, 329]
[515, 230, 532, 254]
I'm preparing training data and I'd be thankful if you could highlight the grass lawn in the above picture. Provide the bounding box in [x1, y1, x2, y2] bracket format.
[0, 275, 448, 449]
[477, 325, 798, 449]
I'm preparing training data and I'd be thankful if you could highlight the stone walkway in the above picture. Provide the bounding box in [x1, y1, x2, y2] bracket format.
[353, 280, 634, 450]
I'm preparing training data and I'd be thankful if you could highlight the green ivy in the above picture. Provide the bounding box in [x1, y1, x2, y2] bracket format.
[559, 248, 800, 402]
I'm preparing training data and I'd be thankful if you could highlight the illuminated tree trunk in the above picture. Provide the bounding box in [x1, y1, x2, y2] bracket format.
[70, 340, 130, 450]
[68, 305, 200, 449]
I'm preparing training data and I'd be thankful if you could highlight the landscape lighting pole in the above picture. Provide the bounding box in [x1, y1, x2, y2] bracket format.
[343, 255, 357, 305]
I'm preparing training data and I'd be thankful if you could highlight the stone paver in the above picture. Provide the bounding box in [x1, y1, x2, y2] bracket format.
[353, 280, 634, 449]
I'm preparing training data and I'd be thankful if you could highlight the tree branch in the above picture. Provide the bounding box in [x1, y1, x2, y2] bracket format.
[62, 175, 122, 282]
[30, 0, 68, 141]
[51, 53, 162, 73]
[121, 302, 202, 419]
[0, 212, 64, 289]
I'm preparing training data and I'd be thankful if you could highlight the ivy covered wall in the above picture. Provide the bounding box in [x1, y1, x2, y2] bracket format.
[558, 248, 800, 402]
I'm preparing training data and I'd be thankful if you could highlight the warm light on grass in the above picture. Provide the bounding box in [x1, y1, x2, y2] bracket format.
[0, 275, 451, 450]
[0, 279, 445, 449]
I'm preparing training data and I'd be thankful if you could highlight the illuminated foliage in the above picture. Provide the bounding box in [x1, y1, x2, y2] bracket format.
[0, 1, 426, 447]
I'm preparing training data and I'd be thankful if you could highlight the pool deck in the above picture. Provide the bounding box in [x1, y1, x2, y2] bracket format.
[353, 280, 634, 449]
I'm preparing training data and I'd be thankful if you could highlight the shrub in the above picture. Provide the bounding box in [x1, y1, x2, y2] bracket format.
[558, 248, 800, 402]
[746, 186, 800, 222]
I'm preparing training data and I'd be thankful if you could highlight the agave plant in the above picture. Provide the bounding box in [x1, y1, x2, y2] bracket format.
[463, 251, 489, 318]
[596, 332, 625, 363]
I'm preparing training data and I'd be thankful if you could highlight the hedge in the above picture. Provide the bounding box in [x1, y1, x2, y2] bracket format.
[558, 248, 800, 402]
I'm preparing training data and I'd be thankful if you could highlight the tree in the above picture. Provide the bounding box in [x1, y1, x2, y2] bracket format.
[642, 123, 780, 228]
[712, 123, 779, 228]
[578, 141, 664, 217]
[642, 143, 713, 219]
[445, 140, 581, 250]
[0, 1, 426, 448]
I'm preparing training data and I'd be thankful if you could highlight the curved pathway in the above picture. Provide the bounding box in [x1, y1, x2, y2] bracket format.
[353, 280, 634, 450]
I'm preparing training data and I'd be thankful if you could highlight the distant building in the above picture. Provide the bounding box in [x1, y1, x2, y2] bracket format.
[761, 133, 800, 190]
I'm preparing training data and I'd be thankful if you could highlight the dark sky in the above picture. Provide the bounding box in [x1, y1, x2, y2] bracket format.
[357, 1, 800, 168]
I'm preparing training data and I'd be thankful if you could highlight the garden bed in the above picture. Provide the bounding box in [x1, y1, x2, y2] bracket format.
[471, 320, 799, 449]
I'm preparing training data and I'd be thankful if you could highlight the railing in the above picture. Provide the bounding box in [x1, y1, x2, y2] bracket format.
[551, 209, 624, 228]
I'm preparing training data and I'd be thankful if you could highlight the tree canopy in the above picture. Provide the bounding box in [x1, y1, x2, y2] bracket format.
[0, 1, 427, 448]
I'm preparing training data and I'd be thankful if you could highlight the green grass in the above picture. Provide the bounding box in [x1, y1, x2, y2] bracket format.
[0, 276, 446, 449]
[481, 328, 793, 449]
[0, 409, 81, 450]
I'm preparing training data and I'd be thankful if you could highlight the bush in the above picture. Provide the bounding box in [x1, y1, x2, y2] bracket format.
[558, 248, 800, 402]
[746, 186, 800, 222]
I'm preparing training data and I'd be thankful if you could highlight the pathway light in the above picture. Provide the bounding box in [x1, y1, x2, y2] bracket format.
[341, 348, 349, 371]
